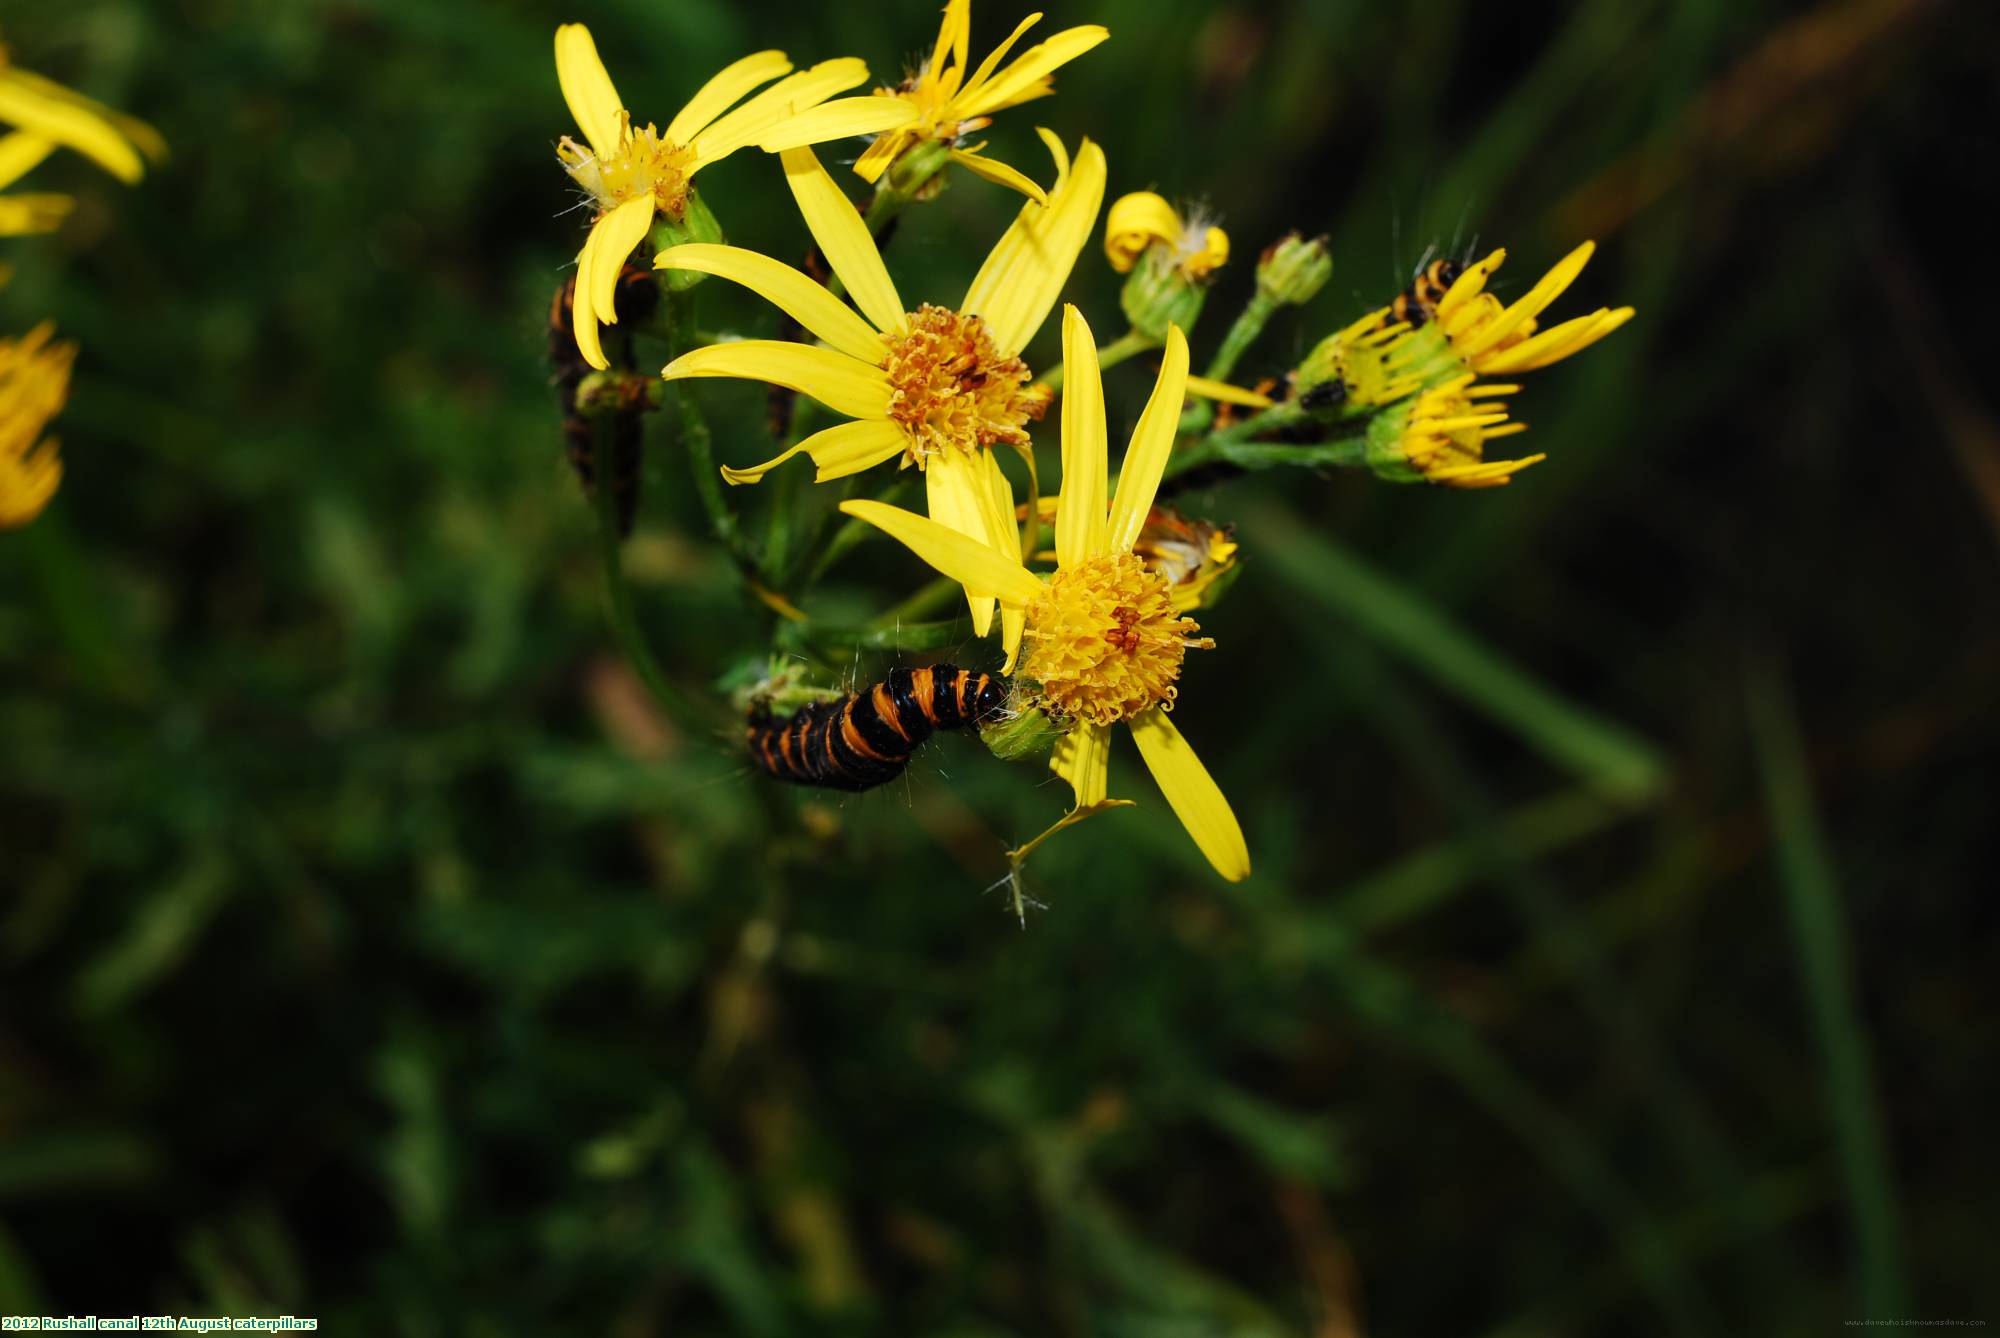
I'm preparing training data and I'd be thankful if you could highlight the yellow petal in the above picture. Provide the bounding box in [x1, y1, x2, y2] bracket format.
[983, 450, 1028, 655]
[957, 12, 1045, 102]
[665, 49, 792, 144]
[955, 25, 1108, 117]
[755, 96, 921, 152]
[778, 146, 906, 335]
[837, 500, 1045, 606]
[981, 448, 1022, 566]
[662, 340, 891, 420]
[718, 440, 809, 486]
[570, 223, 611, 371]
[1476, 307, 1635, 374]
[1106, 324, 1189, 555]
[805, 418, 910, 481]
[1436, 248, 1504, 317]
[1054, 305, 1106, 567]
[928, 0, 972, 83]
[0, 194, 72, 236]
[0, 133, 56, 190]
[690, 59, 871, 166]
[852, 128, 907, 184]
[588, 196, 656, 330]
[1050, 721, 1114, 807]
[0, 66, 163, 162]
[926, 447, 1000, 634]
[1181, 373, 1273, 408]
[947, 147, 1047, 205]
[1129, 707, 1249, 882]
[961, 131, 1106, 356]
[1460, 241, 1596, 358]
[1104, 190, 1180, 272]
[0, 71, 147, 184]
[718, 418, 907, 485]
[553, 24, 625, 158]
[654, 243, 885, 363]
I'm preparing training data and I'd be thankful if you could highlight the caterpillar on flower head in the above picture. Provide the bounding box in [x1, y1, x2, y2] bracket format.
[748, 664, 1008, 792]
[1386, 257, 1461, 331]
[548, 264, 657, 536]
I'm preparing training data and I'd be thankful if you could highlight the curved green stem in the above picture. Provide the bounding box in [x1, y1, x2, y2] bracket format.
[869, 574, 963, 629]
[1205, 290, 1280, 384]
[591, 417, 706, 732]
[1159, 433, 1368, 487]
[777, 617, 967, 656]
[1036, 329, 1159, 391]
[664, 299, 759, 577]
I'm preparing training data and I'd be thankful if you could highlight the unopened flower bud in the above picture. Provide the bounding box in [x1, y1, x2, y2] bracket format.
[649, 188, 724, 291]
[980, 702, 1065, 761]
[1121, 246, 1208, 343]
[1256, 232, 1332, 307]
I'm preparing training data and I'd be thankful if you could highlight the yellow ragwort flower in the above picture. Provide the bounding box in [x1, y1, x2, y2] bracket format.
[838, 308, 1250, 882]
[1133, 505, 1239, 611]
[655, 134, 1105, 635]
[1105, 191, 1228, 281]
[0, 44, 163, 235]
[1367, 372, 1542, 489]
[854, 0, 1106, 203]
[553, 24, 918, 370]
[1028, 495, 1242, 611]
[1363, 242, 1634, 401]
[0, 320, 76, 529]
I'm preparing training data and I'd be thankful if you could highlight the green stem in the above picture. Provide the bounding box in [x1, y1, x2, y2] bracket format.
[1157, 433, 1368, 489]
[777, 617, 966, 656]
[1747, 658, 1907, 1317]
[664, 299, 759, 577]
[1205, 290, 1279, 384]
[591, 416, 705, 732]
[800, 476, 913, 591]
[1037, 329, 1159, 391]
[1206, 399, 1308, 446]
[868, 574, 962, 629]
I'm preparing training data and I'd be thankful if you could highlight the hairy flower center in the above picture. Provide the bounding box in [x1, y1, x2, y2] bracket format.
[881, 304, 1047, 462]
[1023, 553, 1213, 726]
[558, 119, 693, 218]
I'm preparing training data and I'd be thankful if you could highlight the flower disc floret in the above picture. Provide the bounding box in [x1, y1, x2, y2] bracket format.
[559, 118, 695, 217]
[1024, 553, 1213, 726]
[881, 304, 1046, 463]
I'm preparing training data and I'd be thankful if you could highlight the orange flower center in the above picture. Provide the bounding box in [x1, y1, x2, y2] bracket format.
[880, 304, 1047, 463]
[1023, 553, 1212, 726]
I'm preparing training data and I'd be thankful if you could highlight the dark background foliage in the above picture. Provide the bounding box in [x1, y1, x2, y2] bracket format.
[2, 0, 1995, 1332]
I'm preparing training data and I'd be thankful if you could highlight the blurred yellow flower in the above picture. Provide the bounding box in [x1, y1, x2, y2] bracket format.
[1026, 497, 1242, 611]
[656, 134, 1104, 634]
[1105, 191, 1228, 280]
[854, 0, 1106, 204]
[552, 24, 918, 370]
[0, 45, 163, 235]
[838, 308, 1249, 882]
[1133, 506, 1239, 611]
[0, 320, 75, 529]
[1369, 372, 1542, 489]
[1427, 242, 1634, 375]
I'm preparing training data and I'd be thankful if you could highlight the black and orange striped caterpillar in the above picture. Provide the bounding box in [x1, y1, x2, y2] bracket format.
[1385, 257, 1461, 330]
[549, 263, 658, 536]
[747, 664, 1008, 792]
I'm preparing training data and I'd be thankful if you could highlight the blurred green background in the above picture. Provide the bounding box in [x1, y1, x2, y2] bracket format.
[3, 0, 1995, 1332]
